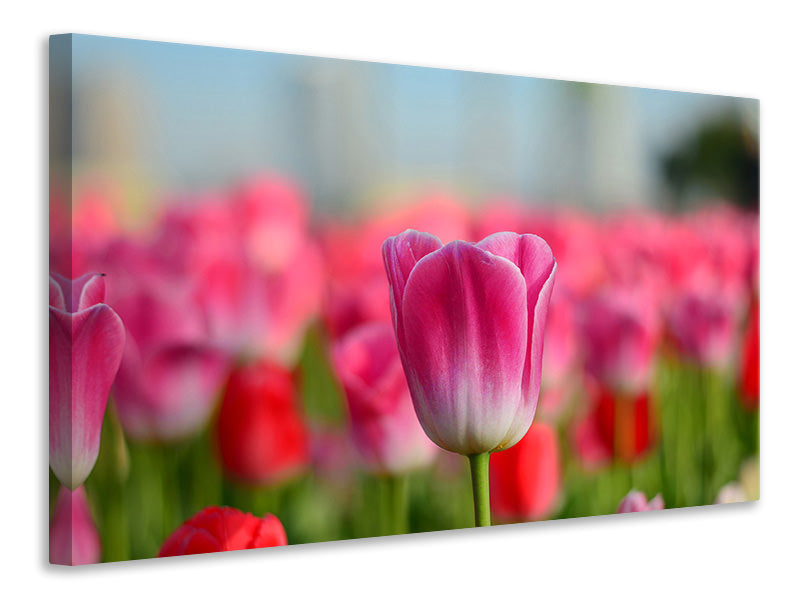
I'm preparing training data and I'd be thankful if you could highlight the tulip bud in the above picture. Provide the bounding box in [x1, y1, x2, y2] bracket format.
[617, 490, 664, 513]
[49, 273, 125, 489]
[489, 422, 561, 521]
[383, 230, 556, 455]
[216, 360, 309, 486]
[158, 506, 287, 557]
[332, 322, 437, 475]
[49, 486, 101, 565]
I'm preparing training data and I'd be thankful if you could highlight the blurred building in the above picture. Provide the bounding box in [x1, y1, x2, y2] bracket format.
[66, 35, 759, 215]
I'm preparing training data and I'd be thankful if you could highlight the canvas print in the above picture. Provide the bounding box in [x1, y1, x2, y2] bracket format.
[48, 34, 759, 565]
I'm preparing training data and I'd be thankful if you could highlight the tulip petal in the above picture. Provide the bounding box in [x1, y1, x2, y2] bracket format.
[158, 507, 288, 557]
[49, 486, 101, 565]
[477, 232, 557, 441]
[49, 304, 126, 489]
[382, 230, 443, 341]
[51, 272, 106, 313]
[401, 241, 528, 454]
[332, 322, 402, 414]
[49, 275, 66, 310]
[332, 322, 436, 474]
[75, 273, 107, 312]
[253, 514, 289, 547]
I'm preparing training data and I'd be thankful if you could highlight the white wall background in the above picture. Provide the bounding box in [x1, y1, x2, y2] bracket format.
[2, 1, 796, 597]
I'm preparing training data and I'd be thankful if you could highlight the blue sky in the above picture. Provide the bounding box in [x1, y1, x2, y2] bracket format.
[68, 34, 757, 210]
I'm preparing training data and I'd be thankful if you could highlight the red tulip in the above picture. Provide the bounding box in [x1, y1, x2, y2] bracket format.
[573, 385, 654, 467]
[489, 422, 561, 521]
[740, 299, 759, 409]
[158, 506, 287, 557]
[216, 360, 309, 486]
[49, 486, 101, 565]
[332, 322, 437, 475]
[49, 272, 125, 489]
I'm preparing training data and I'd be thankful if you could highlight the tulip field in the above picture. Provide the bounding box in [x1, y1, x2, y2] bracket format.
[48, 177, 759, 564]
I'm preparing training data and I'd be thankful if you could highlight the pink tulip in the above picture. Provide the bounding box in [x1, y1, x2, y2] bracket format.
[667, 285, 739, 369]
[531, 211, 606, 299]
[320, 222, 394, 339]
[49, 273, 125, 489]
[111, 280, 229, 441]
[532, 289, 580, 420]
[309, 424, 357, 492]
[256, 238, 324, 364]
[383, 230, 556, 455]
[49, 485, 101, 565]
[692, 206, 752, 294]
[601, 213, 673, 297]
[231, 175, 309, 273]
[541, 293, 578, 388]
[324, 274, 393, 339]
[96, 242, 229, 441]
[580, 286, 660, 396]
[617, 490, 665, 513]
[332, 322, 437, 475]
[153, 188, 323, 365]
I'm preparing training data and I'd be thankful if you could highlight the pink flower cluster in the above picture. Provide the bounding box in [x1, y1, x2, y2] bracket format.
[49, 175, 759, 558]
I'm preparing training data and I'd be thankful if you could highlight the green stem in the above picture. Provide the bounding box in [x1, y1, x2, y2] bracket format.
[468, 453, 491, 527]
[95, 408, 130, 562]
[388, 475, 408, 535]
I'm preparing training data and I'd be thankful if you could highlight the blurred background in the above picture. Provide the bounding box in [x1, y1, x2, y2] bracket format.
[53, 35, 757, 219]
[49, 34, 759, 564]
